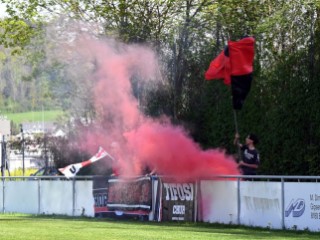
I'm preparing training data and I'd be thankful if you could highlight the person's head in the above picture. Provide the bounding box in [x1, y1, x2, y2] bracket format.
[246, 133, 259, 145]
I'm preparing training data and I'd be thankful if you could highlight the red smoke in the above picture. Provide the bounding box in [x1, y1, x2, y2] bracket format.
[124, 121, 239, 181]
[74, 37, 239, 181]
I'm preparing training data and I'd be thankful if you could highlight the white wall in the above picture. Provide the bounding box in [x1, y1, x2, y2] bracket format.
[240, 181, 282, 228]
[40, 181, 74, 215]
[201, 180, 320, 231]
[284, 182, 320, 231]
[200, 180, 238, 224]
[0, 181, 3, 211]
[0, 180, 94, 217]
[2, 178, 320, 232]
[5, 181, 39, 214]
[201, 180, 282, 229]
[75, 181, 95, 217]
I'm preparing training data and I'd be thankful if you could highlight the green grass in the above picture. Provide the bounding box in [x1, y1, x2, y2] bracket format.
[0, 214, 319, 240]
[3, 110, 63, 125]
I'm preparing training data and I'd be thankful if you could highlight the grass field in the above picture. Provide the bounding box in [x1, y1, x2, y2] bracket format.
[0, 214, 319, 240]
[3, 110, 63, 125]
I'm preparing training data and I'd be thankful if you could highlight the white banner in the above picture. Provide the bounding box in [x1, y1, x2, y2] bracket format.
[240, 181, 282, 229]
[284, 182, 320, 231]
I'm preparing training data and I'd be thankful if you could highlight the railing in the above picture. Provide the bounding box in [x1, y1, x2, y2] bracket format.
[1, 175, 320, 231]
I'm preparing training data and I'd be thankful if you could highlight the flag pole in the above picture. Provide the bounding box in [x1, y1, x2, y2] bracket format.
[233, 109, 239, 134]
[233, 109, 242, 162]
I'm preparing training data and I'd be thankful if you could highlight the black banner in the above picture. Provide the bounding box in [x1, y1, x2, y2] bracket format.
[93, 176, 109, 215]
[107, 176, 152, 211]
[161, 182, 195, 221]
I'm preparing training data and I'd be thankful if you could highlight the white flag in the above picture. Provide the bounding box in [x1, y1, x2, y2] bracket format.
[58, 162, 83, 179]
[59, 146, 113, 179]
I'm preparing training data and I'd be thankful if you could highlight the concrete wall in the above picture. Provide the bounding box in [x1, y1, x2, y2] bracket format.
[0, 179, 94, 217]
[1, 177, 320, 232]
[200, 180, 320, 231]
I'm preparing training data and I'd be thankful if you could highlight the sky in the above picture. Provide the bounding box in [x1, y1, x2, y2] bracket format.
[0, 3, 7, 18]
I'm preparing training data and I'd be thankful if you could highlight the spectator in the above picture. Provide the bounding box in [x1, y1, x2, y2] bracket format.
[234, 133, 260, 179]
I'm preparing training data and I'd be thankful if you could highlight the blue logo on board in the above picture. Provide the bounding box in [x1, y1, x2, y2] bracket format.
[285, 199, 305, 217]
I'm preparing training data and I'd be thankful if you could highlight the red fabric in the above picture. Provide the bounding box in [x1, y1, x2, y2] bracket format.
[112, 167, 120, 176]
[204, 51, 231, 85]
[81, 160, 92, 167]
[228, 37, 255, 76]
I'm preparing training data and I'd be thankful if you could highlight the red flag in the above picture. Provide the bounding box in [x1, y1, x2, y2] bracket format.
[205, 37, 255, 110]
[204, 51, 231, 85]
[229, 37, 255, 110]
[228, 37, 255, 75]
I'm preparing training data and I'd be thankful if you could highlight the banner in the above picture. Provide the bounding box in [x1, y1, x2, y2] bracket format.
[93, 176, 193, 222]
[284, 182, 320, 231]
[161, 181, 195, 221]
[107, 176, 152, 211]
[93, 176, 109, 216]
[93, 176, 155, 218]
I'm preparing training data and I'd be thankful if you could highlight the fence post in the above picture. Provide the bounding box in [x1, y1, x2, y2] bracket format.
[194, 180, 198, 223]
[237, 177, 241, 225]
[281, 177, 285, 230]
[2, 177, 4, 213]
[72, 178, 76, 216]
[151, 176, 156, 221]
[38, 179, 41, 214]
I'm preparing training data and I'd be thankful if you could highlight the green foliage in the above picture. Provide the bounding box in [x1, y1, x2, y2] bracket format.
[0, 0, 320, 176]
[191, 82, 234, 151]
[0, 19, 35, 54]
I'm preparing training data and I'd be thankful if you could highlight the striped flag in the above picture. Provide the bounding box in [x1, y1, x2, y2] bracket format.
[59, 146, 114, 179]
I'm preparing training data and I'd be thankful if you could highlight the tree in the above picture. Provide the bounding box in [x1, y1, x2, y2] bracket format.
[1, 0, 320, 176]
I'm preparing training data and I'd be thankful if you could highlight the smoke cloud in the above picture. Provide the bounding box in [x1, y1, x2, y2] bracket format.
[46, 20, 239, 181]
